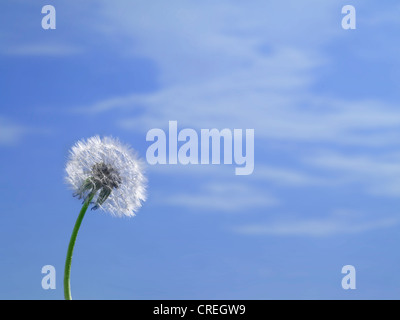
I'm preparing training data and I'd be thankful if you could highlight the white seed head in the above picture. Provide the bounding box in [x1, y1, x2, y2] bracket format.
[65, 136, 147, 217]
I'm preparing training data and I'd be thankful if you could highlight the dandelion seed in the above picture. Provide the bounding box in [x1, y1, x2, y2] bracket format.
[63, 136, 147, 300]
[65, 136, 146, 217]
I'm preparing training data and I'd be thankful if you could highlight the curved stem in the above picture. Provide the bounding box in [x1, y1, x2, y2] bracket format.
[64, 192, 96, 300]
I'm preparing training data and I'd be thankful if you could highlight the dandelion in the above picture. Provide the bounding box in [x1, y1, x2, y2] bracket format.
[63, 136, 146, 300]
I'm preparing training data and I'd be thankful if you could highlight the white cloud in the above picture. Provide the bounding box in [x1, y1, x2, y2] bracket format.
[69, 1, 400, 149]
[97, 0, 340, 84]
[161, 182, 279, 212]
[76, 0, 335, 119]
[112, 93, 400, 147]
[73, 94, 139, 114]
[1, 44, 82, 56]
[306, 152, 400, 197]
[68, 1, 400, 213]
[253, 165, 325, 187]
[0, 116, 49, 146]
[0, 117, 27, 145]
[234, 215, 398, 237]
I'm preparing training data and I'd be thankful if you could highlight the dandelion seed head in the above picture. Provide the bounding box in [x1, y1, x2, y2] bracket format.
[65, 136, 147, 217]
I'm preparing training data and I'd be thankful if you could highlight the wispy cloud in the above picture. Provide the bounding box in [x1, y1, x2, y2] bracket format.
[234, 212, 399, 237]
[62, 1, 400, 230]
[101, 92, 400, 148]
[0, 116, 49, 146]
[0, 117, 28, 146]
[72, 1, 335, 120]
[306, 152, 400, 197]
[1, 43, 82, 56]
[161, 182, 279, 212]
[253, 165, 331, 187]
[72, 1, 400, 149]
[72, 94, 139, 114]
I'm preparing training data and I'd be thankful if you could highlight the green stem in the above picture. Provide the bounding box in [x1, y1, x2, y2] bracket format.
[64, 192, 96, 300]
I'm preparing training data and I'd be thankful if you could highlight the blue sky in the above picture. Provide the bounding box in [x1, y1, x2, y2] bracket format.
[1, 0, 400, 299]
